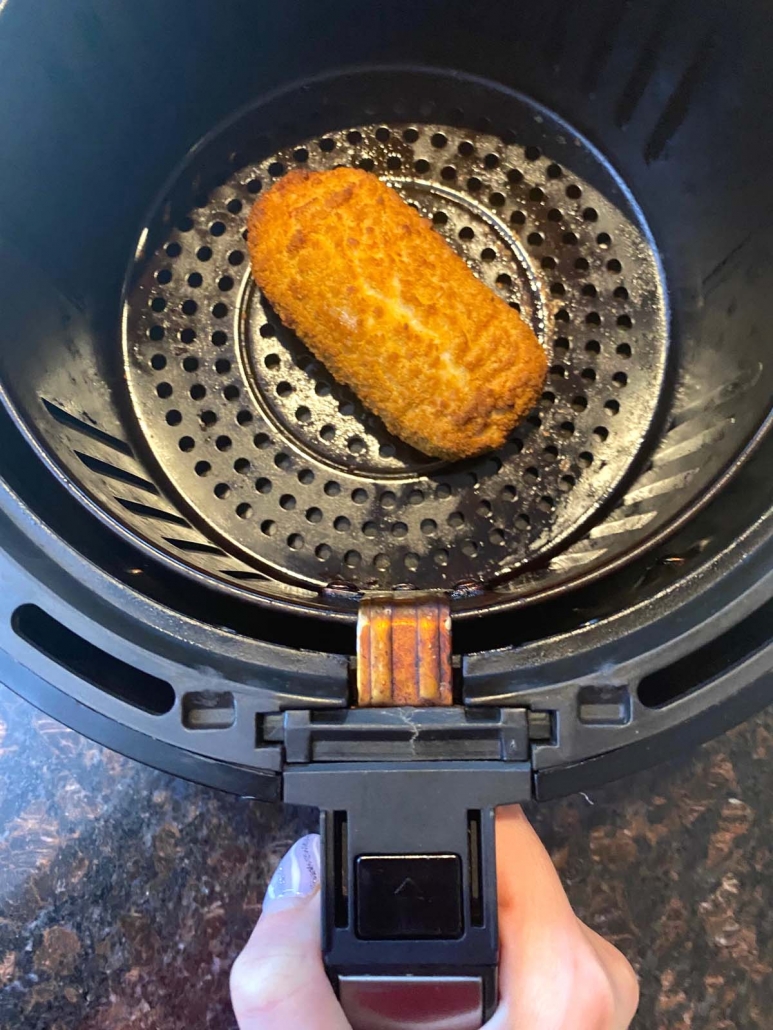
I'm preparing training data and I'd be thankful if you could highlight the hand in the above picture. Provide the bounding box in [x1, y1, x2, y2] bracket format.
[230, 806, 639, 1029]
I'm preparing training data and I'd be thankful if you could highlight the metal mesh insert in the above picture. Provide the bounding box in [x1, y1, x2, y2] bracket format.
[124, 113, 669, 595]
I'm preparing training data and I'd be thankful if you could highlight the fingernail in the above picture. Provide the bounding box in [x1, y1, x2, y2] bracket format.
[263, 834, 321, 911]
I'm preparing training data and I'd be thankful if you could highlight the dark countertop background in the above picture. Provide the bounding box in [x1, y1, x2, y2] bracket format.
[0, 682, 770, 1030]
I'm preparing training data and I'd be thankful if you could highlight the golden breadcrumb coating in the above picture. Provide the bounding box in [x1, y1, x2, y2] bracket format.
[248, 167, 546, 460]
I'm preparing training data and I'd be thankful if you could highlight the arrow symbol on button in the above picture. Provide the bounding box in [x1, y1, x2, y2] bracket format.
[394, 877, 425, 902]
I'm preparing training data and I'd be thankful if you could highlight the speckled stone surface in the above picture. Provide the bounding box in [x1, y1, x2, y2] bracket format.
[0, 681, 770, 1030]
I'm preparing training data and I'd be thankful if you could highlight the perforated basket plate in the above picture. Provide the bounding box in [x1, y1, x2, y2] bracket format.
[123, 100, 668, 599]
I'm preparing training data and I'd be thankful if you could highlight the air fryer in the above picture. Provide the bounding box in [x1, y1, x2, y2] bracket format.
[0, 0, 771, 1025]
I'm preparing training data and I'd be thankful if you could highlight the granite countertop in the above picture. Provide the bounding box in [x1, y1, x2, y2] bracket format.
[0, 681, 770, 1030]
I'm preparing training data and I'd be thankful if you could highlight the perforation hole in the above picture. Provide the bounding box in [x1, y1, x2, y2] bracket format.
[214, 483, 230, 499]
[279, 494, 296, 511]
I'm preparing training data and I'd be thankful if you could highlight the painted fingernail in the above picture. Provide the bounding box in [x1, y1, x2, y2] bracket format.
[263, 834, 321, 911]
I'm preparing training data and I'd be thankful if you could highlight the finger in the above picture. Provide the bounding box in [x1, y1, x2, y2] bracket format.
[487, 805, 579, 1028]
[577, 921, 640, 1030]
[230, 835, 351, 1030]
[486, 806, 638, 1030]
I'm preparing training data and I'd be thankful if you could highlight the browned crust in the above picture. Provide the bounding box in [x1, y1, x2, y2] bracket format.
[247, 167, 547, 460]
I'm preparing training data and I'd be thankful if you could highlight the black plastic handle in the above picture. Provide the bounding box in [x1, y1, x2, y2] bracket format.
[284, 760, 531, 1030]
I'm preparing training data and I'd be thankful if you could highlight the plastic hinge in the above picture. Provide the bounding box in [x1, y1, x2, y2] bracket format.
[263, 707, 529, 764]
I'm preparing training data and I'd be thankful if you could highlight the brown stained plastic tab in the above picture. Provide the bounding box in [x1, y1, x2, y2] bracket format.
[357, 594, 453, 706]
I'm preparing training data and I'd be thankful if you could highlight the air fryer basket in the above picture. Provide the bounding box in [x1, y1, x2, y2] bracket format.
[0, 0, 771, 785]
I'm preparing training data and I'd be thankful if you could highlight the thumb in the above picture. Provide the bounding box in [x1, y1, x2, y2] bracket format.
[230, 834, 351, 1030]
